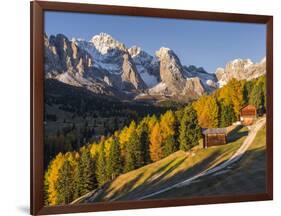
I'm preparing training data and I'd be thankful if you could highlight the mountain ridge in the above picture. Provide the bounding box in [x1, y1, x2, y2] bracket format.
[44, 32, 266, 102]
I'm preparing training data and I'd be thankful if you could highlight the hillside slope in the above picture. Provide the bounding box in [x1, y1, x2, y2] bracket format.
[152, 125, 266, 199]
[72, 126, 249, 204]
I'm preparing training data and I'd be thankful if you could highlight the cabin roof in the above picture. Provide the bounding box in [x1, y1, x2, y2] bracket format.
[240, 104, 256, 111]
[240, 104, 257, 117]
[202, 128, 227, 135]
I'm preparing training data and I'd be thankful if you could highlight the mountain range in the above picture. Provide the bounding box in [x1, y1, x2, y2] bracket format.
[44, 32, 266, 102]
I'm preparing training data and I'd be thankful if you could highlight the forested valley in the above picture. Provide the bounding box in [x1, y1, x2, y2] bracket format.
[44, 75, 266, 206]
[44, 79, 173, 168]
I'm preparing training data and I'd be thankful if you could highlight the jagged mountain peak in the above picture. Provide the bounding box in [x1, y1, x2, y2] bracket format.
[50, 33, 68, 40]
[128, 46, 142, 57]
[155, 47, 173, 59]
[155, 47, 187, 91]
[155, 47, 183, 71]
[215, 57, 266, 87]
[155, 47, 182, 70]
[67, 33, 147, 91]
[44, 32, 266, 102]
[44, 33, 94, 81]
[227, 58, 254, 68]
[90, 32, 114, 42]
[184, 65, 208, 74]
[89, 32, 126, 54]
[128, 46, 155, 64]
[128, 46, 159, 88]
[71, 37, 85, 43]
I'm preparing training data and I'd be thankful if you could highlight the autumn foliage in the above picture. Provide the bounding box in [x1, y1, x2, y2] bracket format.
[44, 76, 266, 206]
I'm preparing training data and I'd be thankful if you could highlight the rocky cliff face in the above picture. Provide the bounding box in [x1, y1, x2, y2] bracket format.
[76, 33, 126, 75]
[183, 65, 218, 91]
[74, 33, 146, 91]
[44, 32, 265, 102]
[44, 34, 93, 78]
[215, 58, 266, 87]
[155, 47, 186, 91]
[121, 53, 147, 90]
[147, 47, 206, 99]
[44, 34, 125, 97]
[128, 46, 160, 88]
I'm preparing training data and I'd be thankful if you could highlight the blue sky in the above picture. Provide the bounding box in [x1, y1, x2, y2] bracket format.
[45, 11, 266, 73]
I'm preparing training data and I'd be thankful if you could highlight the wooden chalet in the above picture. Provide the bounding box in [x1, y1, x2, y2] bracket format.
[240, 105, 257, 125]
[202, 128, 227, 148]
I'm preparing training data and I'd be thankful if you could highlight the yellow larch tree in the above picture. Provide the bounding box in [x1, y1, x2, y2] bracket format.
[193, 95, 219, 128]
[45, 153, 66, 205]
[149, 122, 163, 162]
[159, 110, 176, 140]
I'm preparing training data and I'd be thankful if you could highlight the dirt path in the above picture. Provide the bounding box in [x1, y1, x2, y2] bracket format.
[138, 117, 266, 200]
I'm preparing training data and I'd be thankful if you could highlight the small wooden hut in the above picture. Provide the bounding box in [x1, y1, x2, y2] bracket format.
[202, 128, 227, 148]
[240, 105, 257, 125]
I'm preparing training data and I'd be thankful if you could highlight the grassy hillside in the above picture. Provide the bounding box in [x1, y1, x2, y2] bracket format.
[74, 126, 249, 203]
[150, 125, 267, 199]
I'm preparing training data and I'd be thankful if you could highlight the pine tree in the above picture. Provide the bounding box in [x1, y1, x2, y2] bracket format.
[73, 160, 82, 200]
[162, 136, 177, 157]
[147, 115, 157, 131]
[74, 147, 96, 199]
[160, 110, 177, 157]
[261, 76, 266, 110]
[219, 102, 236, 127]
[137, 120, 150, 165]
[90, 143, 99, 159]
[118, 121, 137, 159]
[250, 78, 266, 115]
[160, 111, 176, 139]
[124, 144, 135, 172]
[44, 169, 51, 206]
[124, 130, 142, 172]
[174, 109, 185, 151]
[179, 105, 201, 151]
[106, 138, 122, 180]
[56, 160, 74, 204]
[243, 81, 254, 104]
[44, 153, 65, 206]
[118, 126, 129, 158]
[95, 142, 108, 186]
[133, 131, 142, 168]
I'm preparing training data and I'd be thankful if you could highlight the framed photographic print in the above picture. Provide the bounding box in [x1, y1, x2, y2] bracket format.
[31, 1, 273, 215]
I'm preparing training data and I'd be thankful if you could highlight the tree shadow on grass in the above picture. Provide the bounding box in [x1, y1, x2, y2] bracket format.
[80, 129, 263, 203]
[143, 147, 267, 200]
[120, 157, 187, 200]
[114, 150, 222, 200]
[227, 125, 248, 142]
[102, 158, 182, 201]
[93, 172, 145, 202]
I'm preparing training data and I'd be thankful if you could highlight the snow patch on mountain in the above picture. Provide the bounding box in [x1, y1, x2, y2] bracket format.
[149, 82, 167, 94]
[139, 71, 158, 87]
[155, 47, 172, 59]
[183, 65, 217, 91]
[45, 32, 266, 102]
[215, 57, 266, 87]
[128, 46, 159, 87]
[73, 33, 128, 74]
[90, 32, 126, 54]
